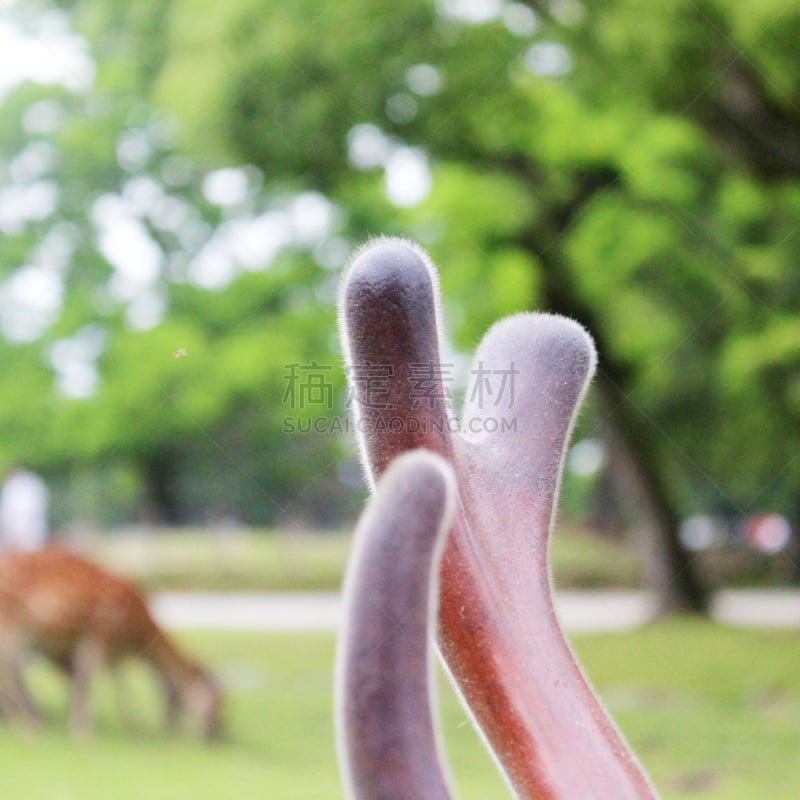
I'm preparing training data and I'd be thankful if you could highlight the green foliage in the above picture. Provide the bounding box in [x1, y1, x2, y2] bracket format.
[3, 0, 800, 526]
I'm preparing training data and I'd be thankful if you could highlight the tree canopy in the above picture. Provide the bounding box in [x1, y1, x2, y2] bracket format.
[1, 1, 799, 574]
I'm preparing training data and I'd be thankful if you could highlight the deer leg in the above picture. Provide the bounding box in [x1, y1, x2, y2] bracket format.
[162, 674, 182, 735]
[0, 629, 41, 733]
[69, 639, 104, 740]
[0, 659, 41, 731]
[9, 663, 41, 724]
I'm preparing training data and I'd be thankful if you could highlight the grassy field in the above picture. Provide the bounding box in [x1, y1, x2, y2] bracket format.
[88, 525, 794, 593]
[92, 528, 352, 592]
[2, 622, 800, 798]
[89, 526, 642, 592]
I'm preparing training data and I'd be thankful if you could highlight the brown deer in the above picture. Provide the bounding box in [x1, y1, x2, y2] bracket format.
[0, 546, 221, 740]
[337, 238, 657, 798]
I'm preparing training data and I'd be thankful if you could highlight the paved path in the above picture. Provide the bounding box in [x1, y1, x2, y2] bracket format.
[151, 589, 800, 633]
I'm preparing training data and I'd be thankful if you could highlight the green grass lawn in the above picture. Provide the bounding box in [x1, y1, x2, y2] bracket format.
[90, 526, 642, 592]
[90, 525, 790, 593]
[2, 622, 800, 798]
[92, 528, 354, 592]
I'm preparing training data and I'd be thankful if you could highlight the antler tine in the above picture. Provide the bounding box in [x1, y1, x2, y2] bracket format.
[443, 313, 655, 798]
[339, 237, 454, 484]
[456, 312, 597, 584]
[335, 449, 457, 800]
[340, 238, 656, 799]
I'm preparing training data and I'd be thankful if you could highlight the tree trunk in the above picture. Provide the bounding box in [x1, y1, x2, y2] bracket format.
[596, 386, 708, 614]
[789, 495, 800, 585]
[522, 205, 708, 614]
[141, 448, 182, 525]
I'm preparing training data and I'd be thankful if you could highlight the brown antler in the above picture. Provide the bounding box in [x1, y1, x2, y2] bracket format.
[335, 450, 457, 800]
[339, 238, 656, 799]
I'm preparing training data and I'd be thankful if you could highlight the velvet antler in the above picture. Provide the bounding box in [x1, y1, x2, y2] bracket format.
[339, 238, 656, 799]
[335, 450, 457, 800]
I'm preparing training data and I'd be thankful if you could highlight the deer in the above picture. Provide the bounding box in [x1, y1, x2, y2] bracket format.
[0, 545, 222, 741]
[336, 238, 658, 798]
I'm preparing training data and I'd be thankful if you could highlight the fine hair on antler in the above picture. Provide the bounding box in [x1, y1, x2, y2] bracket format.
[338, 237, 657, 799]
[335, 449, 457, 800]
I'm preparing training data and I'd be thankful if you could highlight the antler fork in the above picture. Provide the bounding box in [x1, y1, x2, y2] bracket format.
[338, 238, 656, 799]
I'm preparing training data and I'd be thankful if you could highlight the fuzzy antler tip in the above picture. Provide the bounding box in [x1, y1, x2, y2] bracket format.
[335, 449, 456, 800]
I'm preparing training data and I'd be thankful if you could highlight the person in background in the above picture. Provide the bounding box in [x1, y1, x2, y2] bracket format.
[0, 466, 49, 551]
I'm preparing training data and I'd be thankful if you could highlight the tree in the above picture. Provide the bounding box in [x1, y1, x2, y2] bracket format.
[0, 8, 354, 526]
[6, 1, 800, 611]
[130, 0, 800, 612]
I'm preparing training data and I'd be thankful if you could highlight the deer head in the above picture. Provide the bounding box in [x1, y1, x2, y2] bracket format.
[182, 665, 223, 741]
[337, 238, 656, 799]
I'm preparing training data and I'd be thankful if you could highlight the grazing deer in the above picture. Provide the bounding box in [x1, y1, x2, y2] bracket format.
[0, 546, 221, 740]
[337, 238, 657, 798]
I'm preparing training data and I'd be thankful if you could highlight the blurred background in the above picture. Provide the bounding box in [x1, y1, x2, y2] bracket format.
[2, 1, 800, 797]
